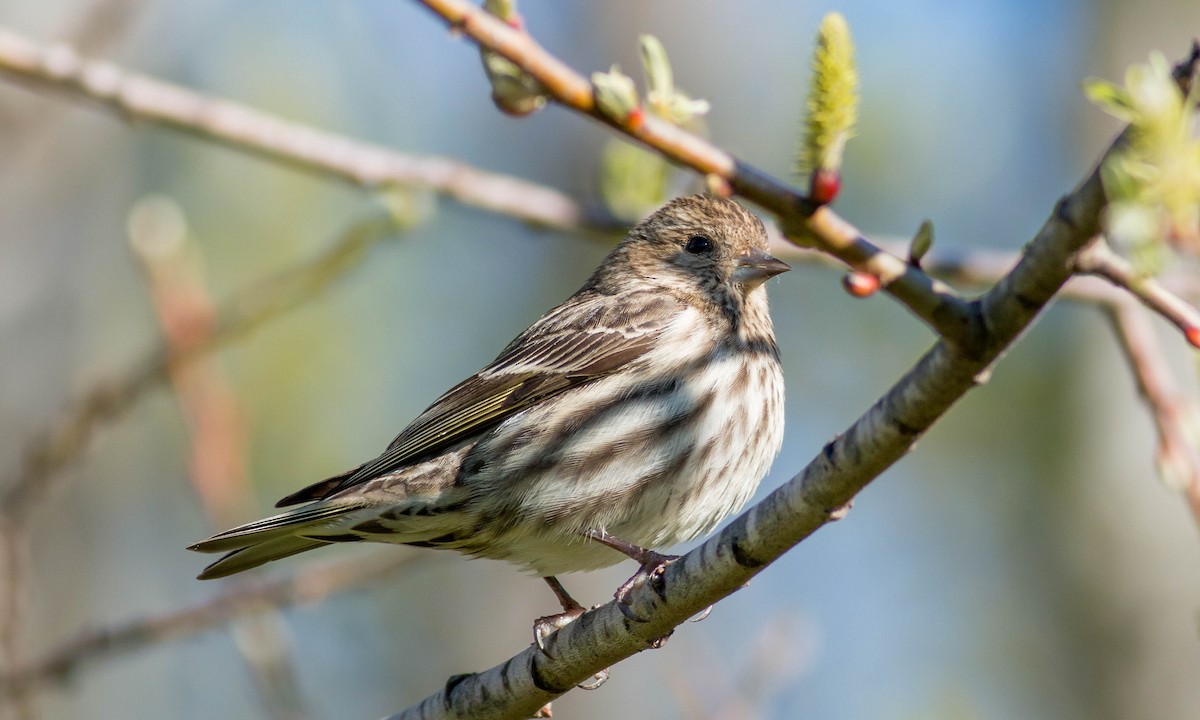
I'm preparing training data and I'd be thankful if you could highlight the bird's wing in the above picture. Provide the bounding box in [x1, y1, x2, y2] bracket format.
[274, 291, 679, 507]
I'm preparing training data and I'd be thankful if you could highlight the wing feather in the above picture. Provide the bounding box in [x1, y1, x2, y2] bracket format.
[274, 291, 678, 507]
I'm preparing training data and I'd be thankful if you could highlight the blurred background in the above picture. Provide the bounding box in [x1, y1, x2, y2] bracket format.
[1, 1, 1199, 718]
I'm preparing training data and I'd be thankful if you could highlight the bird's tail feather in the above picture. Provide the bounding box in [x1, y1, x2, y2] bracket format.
[189, 499, 371, 579]
[196, 536, 332, 580]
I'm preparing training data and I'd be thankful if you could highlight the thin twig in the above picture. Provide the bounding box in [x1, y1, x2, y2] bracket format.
[0, 551, 418, 696]
[413, 0, 977, 345]
[1107, 301, 1200, 522]
[129, 197, 311, 720]
[2, 213, 400, 521]
[1076, 240, 1200, 346]
[0, 25, 598, 233]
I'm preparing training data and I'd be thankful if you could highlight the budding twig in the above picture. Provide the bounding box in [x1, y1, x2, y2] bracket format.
[1074, 239, 1200, 347]
[412, 0, 977, 345]
[1107, 301, 1200, 523]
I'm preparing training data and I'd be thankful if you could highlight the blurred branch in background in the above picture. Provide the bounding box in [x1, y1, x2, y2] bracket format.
[1108, 300, 1200, 520]
[127, 195, 310, 720]
[0, 25, 599, 233]
[0, 550, 418, 698]
[0, 0, 146, 172]
[3, 212, 404, 522]
[0, 211, 404, 717]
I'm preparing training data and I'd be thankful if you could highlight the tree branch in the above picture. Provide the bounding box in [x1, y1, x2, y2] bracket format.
[0, 551, 417, 696]
[1075, 239, 1200, 347]
[1, 214, 400, 522]
[0, 25, 595, 233]
[1107, 301, 1200, 522]
[413, 0, 978, 345]
[382, 10, 1159, 720]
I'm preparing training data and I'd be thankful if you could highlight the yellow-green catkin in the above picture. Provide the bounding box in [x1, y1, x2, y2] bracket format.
[1085, 52, 1200, 266]
[796, 12, 859, 178]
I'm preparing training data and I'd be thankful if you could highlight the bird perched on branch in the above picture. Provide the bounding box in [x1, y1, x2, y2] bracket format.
[190, 194, 788, 643]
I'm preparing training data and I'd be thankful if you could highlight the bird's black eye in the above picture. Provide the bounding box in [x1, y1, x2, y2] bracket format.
[685, 235, 713, 254]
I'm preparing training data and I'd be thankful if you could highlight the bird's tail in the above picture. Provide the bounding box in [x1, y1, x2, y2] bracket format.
[188, 500, 371, 580]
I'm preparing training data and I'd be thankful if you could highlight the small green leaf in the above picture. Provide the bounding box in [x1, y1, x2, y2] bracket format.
[639, 35, 710, 126]
[910, 219, 934, 265]
[1082, 79, 1134, 119]
[640, 35, 673, 99]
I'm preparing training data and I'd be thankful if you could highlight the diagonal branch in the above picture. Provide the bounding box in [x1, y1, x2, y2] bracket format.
[382, 8, 1176, 720]
[0, 26, 596, 233]
[413, 0, 978, 345]
[388, 154, 1109, 720]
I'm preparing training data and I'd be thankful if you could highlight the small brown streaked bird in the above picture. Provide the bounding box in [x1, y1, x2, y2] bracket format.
[190, 194, 788, 642]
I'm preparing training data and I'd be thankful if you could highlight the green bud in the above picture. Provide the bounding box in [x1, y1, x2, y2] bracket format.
[592, 65, 641, 122]
[910, 219, 934, 266]
[480, 0, 547, 116]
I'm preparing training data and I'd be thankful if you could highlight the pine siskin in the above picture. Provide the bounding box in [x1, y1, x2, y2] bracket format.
[189, 194, 788, 630]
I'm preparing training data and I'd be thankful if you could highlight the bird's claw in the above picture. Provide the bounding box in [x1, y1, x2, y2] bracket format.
[577, 668, 609, 690]
[614, 550, 677, 616]
[534, 609, 610, 690]
[612, 551, 679, 646]
[533, 607, 584, 657]
[690, 605, 714, 623]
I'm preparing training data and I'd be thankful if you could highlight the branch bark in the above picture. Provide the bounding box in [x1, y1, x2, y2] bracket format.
[381, 5, 1153, 719]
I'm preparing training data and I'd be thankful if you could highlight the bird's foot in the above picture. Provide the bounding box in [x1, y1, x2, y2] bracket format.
[533, 607, 585, 656]
[577, 668, 610, 690]
[614, 550, 679, 648]
[532, 611, 611, 689]
[613, 548, 678, 618]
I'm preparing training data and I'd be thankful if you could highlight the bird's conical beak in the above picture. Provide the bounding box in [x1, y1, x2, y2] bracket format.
[732, 250, 790, 286]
